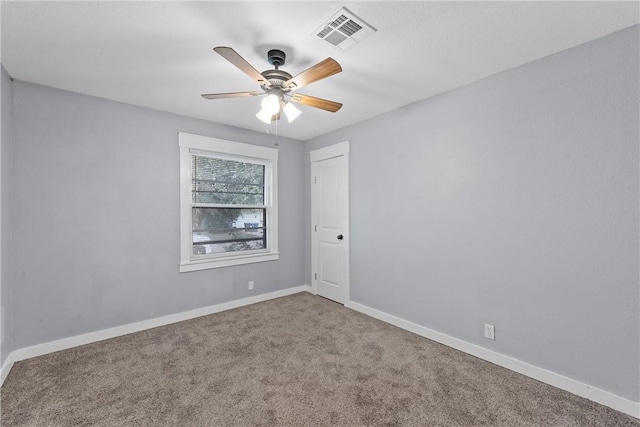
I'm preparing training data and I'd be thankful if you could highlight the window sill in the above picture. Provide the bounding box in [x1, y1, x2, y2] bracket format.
[179, 251, 280, 272]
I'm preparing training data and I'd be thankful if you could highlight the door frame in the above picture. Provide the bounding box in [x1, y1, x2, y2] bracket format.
[310, 141, 350, 303]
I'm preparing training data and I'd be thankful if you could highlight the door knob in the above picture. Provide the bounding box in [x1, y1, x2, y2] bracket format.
[337, 234, 344, 240]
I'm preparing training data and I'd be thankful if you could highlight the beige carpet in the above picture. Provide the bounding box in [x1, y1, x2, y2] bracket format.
[1, 292, 638, 426]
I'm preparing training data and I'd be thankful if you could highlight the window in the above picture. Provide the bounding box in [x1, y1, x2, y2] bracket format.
[179, 133, 278, 272]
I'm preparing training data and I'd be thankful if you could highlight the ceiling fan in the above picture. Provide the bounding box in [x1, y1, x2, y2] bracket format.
[201, 47, 343, 124]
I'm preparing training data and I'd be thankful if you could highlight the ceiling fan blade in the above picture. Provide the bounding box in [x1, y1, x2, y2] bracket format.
[213, 47, 271, 87]
[284, 58, 342, 90]
[290, 93, 342, 113]
[201, 91, 261, 100]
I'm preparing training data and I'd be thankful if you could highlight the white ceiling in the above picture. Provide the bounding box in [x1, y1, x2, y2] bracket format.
[2, 1, 638, 141]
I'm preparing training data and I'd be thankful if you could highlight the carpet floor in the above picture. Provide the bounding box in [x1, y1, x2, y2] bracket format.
[1, 292, 638, 426]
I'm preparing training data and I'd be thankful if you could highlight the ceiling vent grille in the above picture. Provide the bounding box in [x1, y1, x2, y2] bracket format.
[313, 7, 376, 50]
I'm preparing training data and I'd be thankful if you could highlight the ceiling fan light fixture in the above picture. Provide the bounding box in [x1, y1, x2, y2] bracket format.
[283, 102, 302, 123]
[261, 94, 281, 115]
[256, 108, 273, 124]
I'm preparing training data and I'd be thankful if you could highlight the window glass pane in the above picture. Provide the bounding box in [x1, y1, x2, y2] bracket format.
[192, 207, 266, 255]
[192, 155, 265, 205]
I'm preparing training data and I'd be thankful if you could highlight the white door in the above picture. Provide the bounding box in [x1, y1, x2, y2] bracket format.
[311, 142, 349, 304]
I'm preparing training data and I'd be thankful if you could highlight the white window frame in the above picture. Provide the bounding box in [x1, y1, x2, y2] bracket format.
[179, 132, 279, 272]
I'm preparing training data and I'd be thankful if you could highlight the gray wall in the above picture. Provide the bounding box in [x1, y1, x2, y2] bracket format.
[9, 81, 305, 350]
[1, 65, 14, 365]
[305, 26, 639, 401]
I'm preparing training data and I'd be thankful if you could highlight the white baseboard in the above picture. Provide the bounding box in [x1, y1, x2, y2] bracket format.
[345, 300, 639, 419]
[1, 285, 311, 386]
[1, 352, 15, 385]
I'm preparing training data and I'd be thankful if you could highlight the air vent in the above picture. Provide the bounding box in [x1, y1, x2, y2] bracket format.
[313, 7, 376, 50]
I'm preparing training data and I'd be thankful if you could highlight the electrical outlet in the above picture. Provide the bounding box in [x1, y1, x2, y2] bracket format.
[484, 324, 495, 340]
[248, 281, 254, 290]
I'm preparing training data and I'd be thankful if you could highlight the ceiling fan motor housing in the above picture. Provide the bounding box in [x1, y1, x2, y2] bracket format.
[261, 69, 293, 90]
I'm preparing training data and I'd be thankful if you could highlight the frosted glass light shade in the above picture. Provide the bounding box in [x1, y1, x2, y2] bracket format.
[261, 94, 280, 115]
[256, 108, 272, 124]
[282, 102, 302, 123]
